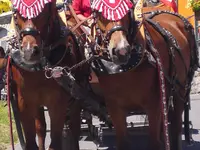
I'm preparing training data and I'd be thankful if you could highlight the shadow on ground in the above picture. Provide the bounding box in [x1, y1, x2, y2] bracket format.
[80, 127, 200, 150]
[183, 141, 200, 150]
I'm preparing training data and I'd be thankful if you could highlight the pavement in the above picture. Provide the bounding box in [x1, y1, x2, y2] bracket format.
[10, 94, 200, 150]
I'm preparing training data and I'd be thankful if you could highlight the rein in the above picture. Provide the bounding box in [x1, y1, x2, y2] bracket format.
[67, 4, 96, 44]
[6, 56, 15, 150]
[66, 4, 110, 59]
[145, 27, 170, 150]
[71, 16, 93, 32]
[3, 55, 26, 150]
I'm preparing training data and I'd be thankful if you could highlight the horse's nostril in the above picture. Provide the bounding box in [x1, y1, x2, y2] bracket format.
[118, 49, 128, 56]
[112, 48, 116, 55]
[127, 46, 131, 53]
[33, 46, 40, 55]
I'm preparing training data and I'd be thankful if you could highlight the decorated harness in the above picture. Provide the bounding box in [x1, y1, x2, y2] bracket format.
[2, 0, 199, 150]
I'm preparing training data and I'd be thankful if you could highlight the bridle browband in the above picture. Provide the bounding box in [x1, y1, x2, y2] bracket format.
[20, 27, 40, 39]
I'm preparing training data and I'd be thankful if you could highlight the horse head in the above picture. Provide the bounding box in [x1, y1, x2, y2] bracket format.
[92, 0, 133, 65]
[12, 0, 60, 66]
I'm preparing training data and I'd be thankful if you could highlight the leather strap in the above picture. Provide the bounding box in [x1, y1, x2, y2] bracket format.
[68, 4, 96, 44]
[71, 16, 92, 32]
[134, 0, 146, 50]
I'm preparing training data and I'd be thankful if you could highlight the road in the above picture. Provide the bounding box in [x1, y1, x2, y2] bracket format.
[11, 94, 200, 150]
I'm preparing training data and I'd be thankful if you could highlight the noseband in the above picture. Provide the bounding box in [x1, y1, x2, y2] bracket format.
[105, 25, 128, 42]
[20, 27, 40, 39]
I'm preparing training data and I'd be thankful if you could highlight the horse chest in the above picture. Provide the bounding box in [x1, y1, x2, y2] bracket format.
[99, 65, 158, 104]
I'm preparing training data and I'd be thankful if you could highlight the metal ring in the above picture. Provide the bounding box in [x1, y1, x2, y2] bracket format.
[44, 68, 53, 79]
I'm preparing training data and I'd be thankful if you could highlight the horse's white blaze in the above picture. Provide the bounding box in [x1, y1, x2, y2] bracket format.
[84, 47, 90, 59]
[108, 40, 115, 57]
[27, 42, 30, 51]
[108, 33, 129, 56]
[20, 42, 40, 64]
[116, 34, 129, 49]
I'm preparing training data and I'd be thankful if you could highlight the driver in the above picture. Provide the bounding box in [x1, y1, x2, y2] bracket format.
[72, 0, 93, 26]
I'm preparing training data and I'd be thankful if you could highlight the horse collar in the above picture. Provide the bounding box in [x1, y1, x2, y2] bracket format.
[11, 50, 48, 72]
[92, 43, 145, 75]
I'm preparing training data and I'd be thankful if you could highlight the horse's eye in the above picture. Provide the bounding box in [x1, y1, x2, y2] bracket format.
[21, 16, 27, 21]
[16, 12, 27, 22]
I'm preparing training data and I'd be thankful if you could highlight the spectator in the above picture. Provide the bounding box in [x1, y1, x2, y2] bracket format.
[0, 46, 5, 100]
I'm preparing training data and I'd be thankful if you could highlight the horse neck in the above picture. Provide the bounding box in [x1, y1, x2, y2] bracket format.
[48, 15, 62, 44]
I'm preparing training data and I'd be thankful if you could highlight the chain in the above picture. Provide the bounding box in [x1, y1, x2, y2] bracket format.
[44, 54, 101, 79]
[69, 54, 100, 71]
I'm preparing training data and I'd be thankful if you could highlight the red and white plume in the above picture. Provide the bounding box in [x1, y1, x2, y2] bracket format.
[91, 0, 133, 21]
[11, 0, 52, 19]
[160, 0, 177, 13]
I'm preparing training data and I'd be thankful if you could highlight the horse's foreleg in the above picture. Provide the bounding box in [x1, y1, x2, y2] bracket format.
[169, 96, 184, 150]
[48, 105, 66, 150]
[106, 103, 130, 150]
[68, 103, 81, 150]
[146, 101, 162, 150]
[20, 106, 38, 150]
[35, 107, 46, 150]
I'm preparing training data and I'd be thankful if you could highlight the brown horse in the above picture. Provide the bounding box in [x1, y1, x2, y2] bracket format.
[89, 4, 199, 150]
[0, 1, 87, 150]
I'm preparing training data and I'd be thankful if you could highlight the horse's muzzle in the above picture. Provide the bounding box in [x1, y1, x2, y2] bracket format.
[22, 46, 40, 61]
[112, 46, 131, 65]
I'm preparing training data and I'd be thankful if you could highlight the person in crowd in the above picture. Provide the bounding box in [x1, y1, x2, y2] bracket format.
[0, 47, 5, 99]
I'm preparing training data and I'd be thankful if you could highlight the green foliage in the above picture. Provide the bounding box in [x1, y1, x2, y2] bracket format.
[0, 101, 18, 148]
[188, 0, 200, 12]
[0, 0, 11, 14]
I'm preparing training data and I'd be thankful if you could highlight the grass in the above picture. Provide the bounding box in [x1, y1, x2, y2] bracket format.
[0, 100, 18, 149]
